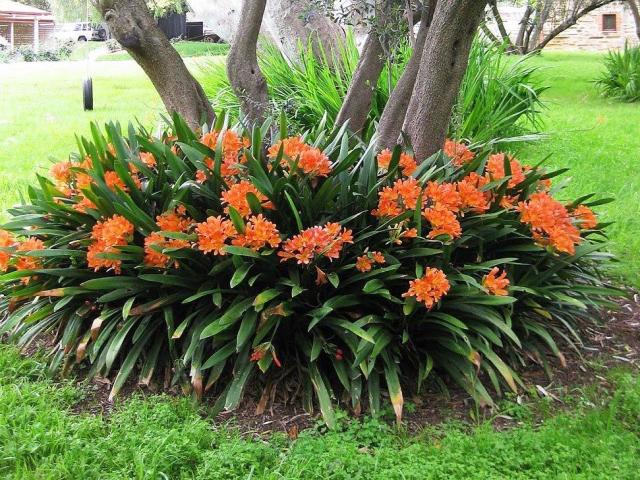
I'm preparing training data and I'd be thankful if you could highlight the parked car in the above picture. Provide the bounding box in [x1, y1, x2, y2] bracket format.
[54, 22, 109, 42]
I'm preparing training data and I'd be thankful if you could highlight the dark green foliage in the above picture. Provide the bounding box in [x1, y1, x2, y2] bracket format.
[595, 43, 640, 102]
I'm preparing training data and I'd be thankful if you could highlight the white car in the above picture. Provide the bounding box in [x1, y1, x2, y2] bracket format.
[54, 22, 109, 42]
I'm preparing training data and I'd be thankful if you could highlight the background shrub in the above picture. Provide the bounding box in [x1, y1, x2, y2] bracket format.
[199, 34, 547, 145]
[0, 114, 617, 426]
[595, 43, 640, 102]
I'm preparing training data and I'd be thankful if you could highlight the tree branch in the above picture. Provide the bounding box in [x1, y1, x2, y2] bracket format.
[488, 0, 516, 51]
[93, 0, 214, 129]
[628, 0, 640, 40]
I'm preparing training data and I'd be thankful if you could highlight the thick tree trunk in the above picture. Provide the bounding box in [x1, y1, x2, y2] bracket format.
[404, 0, 488, 161]
[93, 0, 214, 129]
[628, 0, 640, 39]
[532, 0, 617, 53]
[488, 0, 516, 51]
[335, 31, 386, 134]
[227, 0, 270, 126]
[377, 1, 436, 148]
[515, 3, 534, 53]
[267, 0, 345, 61]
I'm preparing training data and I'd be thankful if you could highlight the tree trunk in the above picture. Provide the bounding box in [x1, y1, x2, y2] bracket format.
[404, 0, 488, 162]
[532, 0, 617, 53]
[377, 1, 436, 148]
[528, 0, 552, 52]
[227, 0, 270, 126]
[267, 0, 345, 62]
[515, 3, 534, 53]
[628, 0, 640, 39]
[93, 0, 214, 129]
[488, 0, 516, 51]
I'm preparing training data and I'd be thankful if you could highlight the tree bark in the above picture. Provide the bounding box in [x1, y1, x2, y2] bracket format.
[227, 0, 270, 126]
[515, 3, 534, 53]
[377, 0, 436, 148]
[532, 0, 617, 52]
[267, 0, 345, 62]
[628, 0, 640, 40]
[93, 0, 214, 129]
[334, 2, 390, 135]
[404, 0, 488, 162]
[528, 0, 552, 52]
[488, 0, 516, 51]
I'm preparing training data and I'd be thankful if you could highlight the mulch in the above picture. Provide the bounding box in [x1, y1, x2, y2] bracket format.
[14, 292, 640, 437]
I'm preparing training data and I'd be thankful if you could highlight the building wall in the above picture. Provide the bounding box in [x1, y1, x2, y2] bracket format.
[491, 1, 639, 51]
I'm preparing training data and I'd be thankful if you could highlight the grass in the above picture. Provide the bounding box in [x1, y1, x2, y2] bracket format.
[518, 52, 640, 285]
[0, 343, 639, 479]
[99, 41, 229, 61]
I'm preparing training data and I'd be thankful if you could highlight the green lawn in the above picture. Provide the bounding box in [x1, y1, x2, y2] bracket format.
[1, 344, 639, 479]
[99, 41, 230, 61]
[518, 52, 640, 285]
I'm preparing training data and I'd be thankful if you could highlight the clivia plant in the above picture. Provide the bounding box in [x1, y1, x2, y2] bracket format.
[0, 113, 619, 427]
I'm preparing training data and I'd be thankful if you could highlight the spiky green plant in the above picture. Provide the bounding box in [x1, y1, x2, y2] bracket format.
[595, 43, 640, 102]
[199, 34, 547, 145]
[0, 114, 619, 427]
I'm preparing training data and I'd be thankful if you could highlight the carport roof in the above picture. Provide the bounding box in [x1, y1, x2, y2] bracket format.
[0, 0, 52, 16]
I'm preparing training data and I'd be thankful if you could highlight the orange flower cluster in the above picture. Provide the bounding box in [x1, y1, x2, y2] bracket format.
[0, 230, 16, 272]
[268, 136, 307, 162]
[15, 237, 45, 272]
[483, 267, 510, 296]
[87, 215, 134, 274]
[268, 137, 332, 177]
[195, 214, 281, 255]
[139, 152, 157, 168]
[572, 205, 598, 230]
[355, 251, 385, 272]
[376, 149, 418, 176]
[372, 178, 422, 217]
[443, 139, 475, 167]
[519, 192, 581, 254]
[144, 208, 192, 269]
[486, 153, 526, 188]
[457, 173, 490, 213]
[278, 223, 353, 265]
[423, 204, 462, 239]
[403, 268, 450, 309]
[50, 161, 72, 184]
[425, 181, 461, 212]
[232, 215, 281, 250]
[196, 216, 236, 255]
[199, 130, 251, 179]
[221, 180, 273, 218]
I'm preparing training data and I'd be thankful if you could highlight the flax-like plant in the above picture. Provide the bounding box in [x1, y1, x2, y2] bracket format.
[595, 43, 640, 103]
[0, 114, 619, 427]
[200, 33, 547, 145]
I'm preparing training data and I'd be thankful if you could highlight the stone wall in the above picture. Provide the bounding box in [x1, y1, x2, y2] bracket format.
[489, 1, 639, 51]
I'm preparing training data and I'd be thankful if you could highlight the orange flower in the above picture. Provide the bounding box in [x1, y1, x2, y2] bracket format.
[50, 161, 72, 184]
[486, 153, 526, 188]
[15, 237, 45, 271]
[156, 209, 191, 233]
[457, 176, 490, 213]
[200, 130, 250, 177]
[0, 229, 16, 272]
[297, 147, 332, 177]
[232, 214, 281, 251]
[200, 130, 220, 149]
[268, 136, 308, 162]
[278, 222, 353, 265]
[376, 149, 418, 176]
[221, 180, 271, 218]
[144, 232, 189, 269]
[425, 181, 462, 212]
[87, 215, 134, 274]
[139, 152, 157, 168]
[195, 216, 236, 256]
[483, 267, 510, 296]
[195, 169, 207, 184]
[573, 205, 598, 230]
[519, 192, 581, 254]
[403, 268, 450, 309]
[372, 178, 423, 217]
[104, 171, 127, 192]
[355, 251, 385, 272]
[423, 204, 462, 239]
[443, 139, 475, 167]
